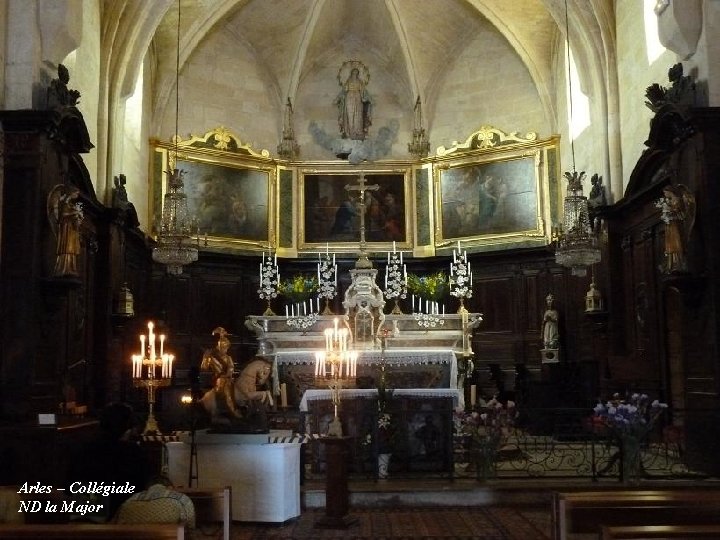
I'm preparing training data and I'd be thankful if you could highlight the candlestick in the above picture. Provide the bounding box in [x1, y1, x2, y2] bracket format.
[280, 383, 288, 408]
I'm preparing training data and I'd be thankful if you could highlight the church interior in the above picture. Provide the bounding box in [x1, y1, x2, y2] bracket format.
[2, 0, 720, 538]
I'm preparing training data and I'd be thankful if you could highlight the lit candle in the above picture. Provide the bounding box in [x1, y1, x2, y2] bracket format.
[315, 352, 322, 376]
[140, 335, 146, 358]
[168, 355, 174, 378]
[148, 322, 155, 360]
[159, 335, 165, 358]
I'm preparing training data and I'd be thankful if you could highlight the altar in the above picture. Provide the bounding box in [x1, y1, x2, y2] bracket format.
[246, 312, 481, 408]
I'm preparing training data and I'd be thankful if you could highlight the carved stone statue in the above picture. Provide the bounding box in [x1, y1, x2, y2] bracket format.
[199, 327, 273, 432]
[540, 293, 560, 363]
[47, 184, 83, 278]
[335, 61, 372, 141]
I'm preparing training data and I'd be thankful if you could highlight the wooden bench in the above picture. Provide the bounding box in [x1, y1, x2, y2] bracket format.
[601, 524, 720, 539]
[0, 523, 184, 539]
[552, 489, 720, 540]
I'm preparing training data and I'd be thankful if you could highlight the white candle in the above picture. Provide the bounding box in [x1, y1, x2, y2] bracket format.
[280, 383, 288, 408]
[148, 322, 154, 360]
[140, 335, 146, 358]
[470, 385, 477, 407]
[159, 335, 165, 357]
[285, 305, 288, 317]
[400, 251, 403, 264]
[393, 240, 396, 253]
[168, 355, 174, 378]
[326, 242, 329, 255]
[259, 262, 263, 283]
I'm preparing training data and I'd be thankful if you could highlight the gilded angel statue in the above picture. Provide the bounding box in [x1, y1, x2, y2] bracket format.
[655, 184, 695, 274]
[47, 184, 83, 277]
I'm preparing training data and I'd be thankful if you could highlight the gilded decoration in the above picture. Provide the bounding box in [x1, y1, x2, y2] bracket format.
[149, 124, 559, 256]
[436, 125, 538, 157]
[432, 128, 558, 252]
[149, 127, 276, 253]
[174, 126, 271, 158]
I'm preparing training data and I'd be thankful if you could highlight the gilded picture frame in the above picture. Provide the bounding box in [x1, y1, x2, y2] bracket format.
[299, 169, 411, 252]
[433, 128, 558, 251]
[149, 127, 276, 251]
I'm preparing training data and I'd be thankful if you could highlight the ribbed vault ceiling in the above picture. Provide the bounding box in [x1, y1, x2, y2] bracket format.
[149, 0, 567, 131]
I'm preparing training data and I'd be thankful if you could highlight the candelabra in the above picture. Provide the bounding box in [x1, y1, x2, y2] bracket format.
[384, 242, 407, 314]
[314, 318, 358, 437]
[449, 241, 472, 314]
[131, 321, 174, 434]
[285, 300, 320, 330]
[258, 250, 279, 315]
[317, 248, 337, 314]
[411, 296, 445, 328]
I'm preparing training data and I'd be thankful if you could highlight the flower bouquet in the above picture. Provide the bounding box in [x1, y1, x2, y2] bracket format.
[278, 274, 318, 304]
[407, 271, 449, 302]
[593, 393, 668, 483]
[454, 397, 516, 480]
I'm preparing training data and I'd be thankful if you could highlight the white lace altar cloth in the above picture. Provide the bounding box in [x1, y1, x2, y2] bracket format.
[299, 388, 462, 412]
[274, 349, 457, 389]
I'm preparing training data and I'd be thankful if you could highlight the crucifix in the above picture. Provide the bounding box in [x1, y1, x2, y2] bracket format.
[345, 172, 379, 268]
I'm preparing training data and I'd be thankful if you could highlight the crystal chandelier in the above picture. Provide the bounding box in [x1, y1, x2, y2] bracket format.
[152, 0, 198, 275]
[555, 170, 600, 276]
[554, 0, 600, 277]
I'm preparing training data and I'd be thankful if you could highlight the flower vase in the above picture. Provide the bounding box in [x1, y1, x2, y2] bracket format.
[391, 298, 402, 314]
[378, 453, 392, 479]
[473, 442, 497, 481]
[263, 299, 275, 316]
[620, 435, 642, 485]
[322, 297, 334, 315]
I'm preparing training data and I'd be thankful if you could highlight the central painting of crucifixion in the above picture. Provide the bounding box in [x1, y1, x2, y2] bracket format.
[301, 172, 408, 246]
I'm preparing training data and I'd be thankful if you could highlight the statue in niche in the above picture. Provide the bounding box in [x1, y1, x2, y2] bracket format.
[200, 327, 273, 432]
[655, 184, 695, 274]
[335, 61, 372, 141]
[47, 184, 83, 278]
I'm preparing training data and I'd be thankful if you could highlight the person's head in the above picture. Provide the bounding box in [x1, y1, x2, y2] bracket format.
[546, 293, 554, 307]
[100, 402, 138, 441]
[350, 68, 359, 78]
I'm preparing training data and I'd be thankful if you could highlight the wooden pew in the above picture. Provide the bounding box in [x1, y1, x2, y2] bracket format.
[601, 524, 720, 539]
[552, 489, 720, 540]
[0, 523, 184, 539]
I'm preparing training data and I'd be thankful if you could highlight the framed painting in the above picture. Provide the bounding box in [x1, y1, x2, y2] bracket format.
[299, 170, 411, 251]
[433, 134, 558, 250]
[150, 127, 276, 251]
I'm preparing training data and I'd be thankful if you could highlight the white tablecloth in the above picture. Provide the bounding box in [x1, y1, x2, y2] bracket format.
[299, 388, 462, 411]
